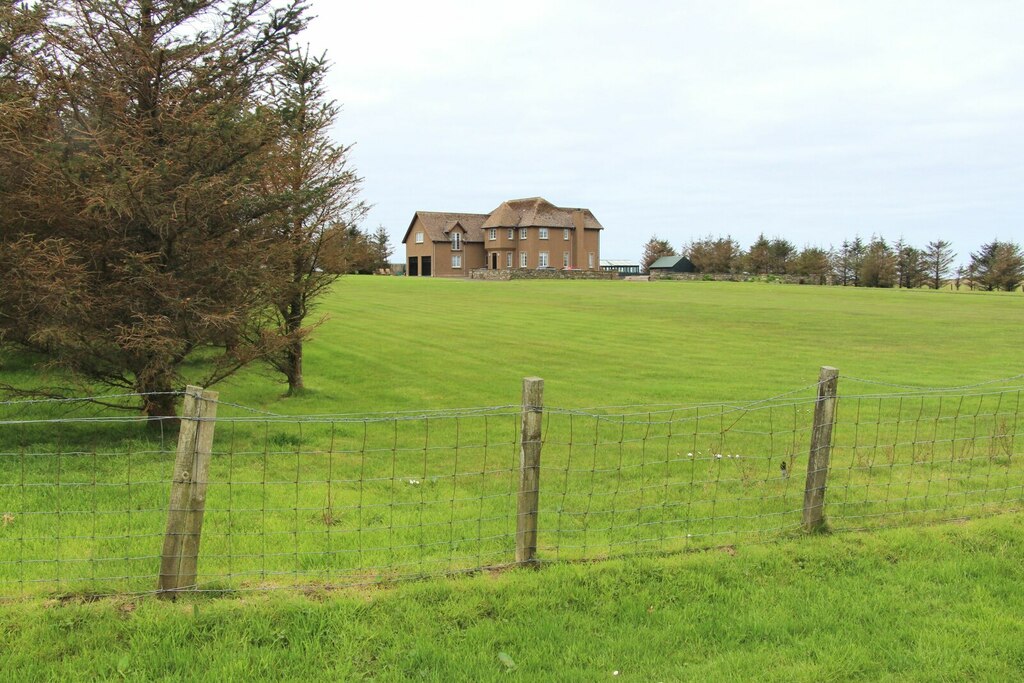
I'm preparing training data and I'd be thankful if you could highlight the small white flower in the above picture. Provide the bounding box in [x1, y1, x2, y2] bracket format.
[714, 453, 722, 459]
[613, 671, 620, 677]
[407, 479, 420, 485]
[687, 452, 693, 457]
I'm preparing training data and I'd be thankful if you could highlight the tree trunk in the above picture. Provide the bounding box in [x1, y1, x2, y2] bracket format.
[285, 338, 303, 395]
[142, 389, 179, 430]
[284, 296, 304, 395]
[137, 364, 179, 428]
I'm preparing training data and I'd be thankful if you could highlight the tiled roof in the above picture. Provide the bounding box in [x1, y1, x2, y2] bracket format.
[403, 198, 603, 245]
[403, 211, 488, 244]
[481, 197, 603, 230]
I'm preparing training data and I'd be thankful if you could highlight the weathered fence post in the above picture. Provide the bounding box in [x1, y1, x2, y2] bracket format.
[516, 377, 544, 565]
[158, 385, 218, 596]
[802, 366, 839, 532]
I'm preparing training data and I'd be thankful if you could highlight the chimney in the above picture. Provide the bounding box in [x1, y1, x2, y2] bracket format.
[573, 210, 587, 270]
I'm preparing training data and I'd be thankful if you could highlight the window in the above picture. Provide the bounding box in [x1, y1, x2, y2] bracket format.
[488, 228, 497, 241]
[519, 228, 527, 240]
[539, 228, 548, 240]
[520, 251, 528, 268]
[451, 232, 461, 250]
[506, 252, 513, 268]
[508, 229, 514, 240]
[563, 251, 570, 268]
[588, 252, 595, 269]
[564, 229, 569, 240]
[415, 232, 424, 244]
[452, 254, 462, 269]
[539, 251, 549, 268]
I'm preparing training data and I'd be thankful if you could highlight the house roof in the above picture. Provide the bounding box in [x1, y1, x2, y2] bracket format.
[402, 197, 603, 245]
[401, 211, 488, 245]
[481, 197, 603, 230]
[649, 256, 687, 269]
[601, 259, 639, 268]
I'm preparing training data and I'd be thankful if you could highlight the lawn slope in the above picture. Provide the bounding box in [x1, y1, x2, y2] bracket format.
[217, 277, 1024, 412]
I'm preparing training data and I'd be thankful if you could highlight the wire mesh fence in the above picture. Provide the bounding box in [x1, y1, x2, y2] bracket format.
[0, 371, 1021, 599]
[828, 381, 1023, 529]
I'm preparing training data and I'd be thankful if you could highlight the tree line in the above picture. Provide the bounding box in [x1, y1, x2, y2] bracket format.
[0, 0, 382, 417]
[643, 234, 1024, 292]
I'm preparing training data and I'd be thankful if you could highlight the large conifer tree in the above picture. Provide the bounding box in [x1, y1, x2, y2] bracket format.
[0, 0, 308, 418]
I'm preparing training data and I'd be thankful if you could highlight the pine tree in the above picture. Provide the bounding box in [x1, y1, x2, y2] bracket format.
[970, 241, 1024, 292]
[371, 226, 394, 272]
[923, 240, 956, 290]
[261, 42, 367, 395]
[641, 236, 676, 272]
[859, 237, 896, 288]
[0, 0, 308, 418]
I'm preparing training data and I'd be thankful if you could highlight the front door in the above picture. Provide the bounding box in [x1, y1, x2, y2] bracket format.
[491, 252, 498, 269]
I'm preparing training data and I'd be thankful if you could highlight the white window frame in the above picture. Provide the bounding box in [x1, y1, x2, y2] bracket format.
[520, 251, 528, 268]
[508, 228, 514, 240]
[452, 254, 462, 269]
[519, 228, 527, 240]
[564, 229, 569, 240]
[451, 232, 461, 250]
[539, 228, 548, 240]
[415, 232, 424, 244]
[563, 251, 570, 268]
[539, 251, 549, 268]
[588, 252, 595, 269]
[488, 228, 497, 241]
[506, 252, 513, 268]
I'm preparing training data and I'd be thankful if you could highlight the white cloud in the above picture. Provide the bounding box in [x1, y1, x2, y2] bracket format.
[301, 0, 1024, 262]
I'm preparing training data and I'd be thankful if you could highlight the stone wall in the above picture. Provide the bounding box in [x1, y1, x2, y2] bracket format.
[467, 269, 832, 284]
[469, 268, 619, 281]
[652, 273, 833, 285]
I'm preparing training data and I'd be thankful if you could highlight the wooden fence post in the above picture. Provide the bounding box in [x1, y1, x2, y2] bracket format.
[802, 366, 839, 532]
[158, 385, 218, 596]
[516, 377, 544, 565]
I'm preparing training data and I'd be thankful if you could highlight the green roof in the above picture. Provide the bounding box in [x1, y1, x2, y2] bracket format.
[649, 256, 684, 269]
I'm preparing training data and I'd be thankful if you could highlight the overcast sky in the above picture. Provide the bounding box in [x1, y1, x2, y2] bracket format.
[301, 0, 1024, 265]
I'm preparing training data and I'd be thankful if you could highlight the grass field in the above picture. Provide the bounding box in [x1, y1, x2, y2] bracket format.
[1, 278, 1023, 678]
[5, 277, 1023, 411]
[229, 277, 1024, 411]
[1, 515, 1022, 680]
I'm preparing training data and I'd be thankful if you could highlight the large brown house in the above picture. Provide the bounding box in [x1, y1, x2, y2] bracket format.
[402, 197, 602, 277]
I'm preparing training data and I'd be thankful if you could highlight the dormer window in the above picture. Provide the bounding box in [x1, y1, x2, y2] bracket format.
[452, 232, 461, 250]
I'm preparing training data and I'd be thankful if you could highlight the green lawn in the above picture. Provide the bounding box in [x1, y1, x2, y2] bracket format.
[1, 278, 1023, 679]
[221, 277, 1024, 411]
[1, 515, 1022, 681]
[6, 276, 1019, 412]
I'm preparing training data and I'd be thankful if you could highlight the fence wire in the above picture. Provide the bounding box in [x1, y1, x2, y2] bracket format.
[0, 376, 1021, 599]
